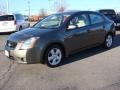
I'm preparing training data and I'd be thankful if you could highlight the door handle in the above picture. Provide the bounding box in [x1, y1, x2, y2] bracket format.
[68, 35, 73, 38]
[103, 25, 105, 29]
[65, 35, 73, 39]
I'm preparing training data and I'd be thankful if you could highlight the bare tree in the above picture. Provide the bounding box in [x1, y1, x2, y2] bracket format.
[39, 8, 47, 18]
[58, 6, 66, 12]
[0, 1, 7, 15]
[0, 5, 6, 15]
[54, 0, 67, 12]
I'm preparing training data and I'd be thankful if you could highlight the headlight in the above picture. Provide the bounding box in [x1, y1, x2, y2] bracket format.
[16, 37, 39, 50]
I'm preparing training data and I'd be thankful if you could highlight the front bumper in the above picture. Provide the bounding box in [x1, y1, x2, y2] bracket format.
[5, 46, 42, 64]
[5, 49, 28, 63]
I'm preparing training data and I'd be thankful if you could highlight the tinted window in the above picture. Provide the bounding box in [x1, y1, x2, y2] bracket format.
[0, 15, 14, 21]
[15, 14, 25, 20]
[90, 14, 104, 24]
[69, 14, 89, 28]
[99, 10, 116, 15]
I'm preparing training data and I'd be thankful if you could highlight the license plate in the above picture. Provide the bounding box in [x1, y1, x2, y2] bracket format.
[5, 50, 9, 57]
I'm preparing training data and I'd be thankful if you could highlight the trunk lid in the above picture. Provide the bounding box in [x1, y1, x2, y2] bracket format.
[0, 15, 16, 30]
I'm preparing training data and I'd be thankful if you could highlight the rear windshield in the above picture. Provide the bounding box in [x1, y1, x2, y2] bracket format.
[99, 10, 116, 15]
[0, 15, 14, 21]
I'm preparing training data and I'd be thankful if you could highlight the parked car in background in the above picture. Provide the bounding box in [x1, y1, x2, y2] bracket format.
[98, 9, 120, 29]
[5, 11, 115, 67]
[0, 14, 30, 33]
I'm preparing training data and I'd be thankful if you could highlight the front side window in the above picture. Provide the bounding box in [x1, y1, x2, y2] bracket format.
[90, 14, 104, 24]
[69, 14, 89, 28]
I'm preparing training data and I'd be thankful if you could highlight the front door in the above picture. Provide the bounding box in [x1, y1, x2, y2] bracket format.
[64, 13, 91, 53]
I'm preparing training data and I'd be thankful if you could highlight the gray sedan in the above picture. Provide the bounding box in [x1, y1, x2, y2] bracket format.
[5, 11, 115, 67]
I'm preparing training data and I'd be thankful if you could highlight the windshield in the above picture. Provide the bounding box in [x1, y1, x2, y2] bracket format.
[33, 14, 70, 29]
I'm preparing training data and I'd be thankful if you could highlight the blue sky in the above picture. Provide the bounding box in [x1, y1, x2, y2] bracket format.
[0, 0, 120, 15]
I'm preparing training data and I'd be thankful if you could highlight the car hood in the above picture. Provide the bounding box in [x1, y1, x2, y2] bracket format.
[8, 27, 56, 42]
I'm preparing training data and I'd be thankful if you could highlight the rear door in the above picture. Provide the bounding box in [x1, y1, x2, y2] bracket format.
[0, 15, 15, 31]
[87, 13, 106, 45]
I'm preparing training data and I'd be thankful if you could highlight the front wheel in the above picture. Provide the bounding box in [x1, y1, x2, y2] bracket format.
[45, 45, 63, 67]
[104, 34, 113, 48]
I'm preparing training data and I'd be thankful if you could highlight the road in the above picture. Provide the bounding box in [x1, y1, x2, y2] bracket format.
[0, 31, 120, 90]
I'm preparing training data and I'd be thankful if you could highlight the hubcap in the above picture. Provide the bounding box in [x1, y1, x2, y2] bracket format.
[106, 35, 113, 48]
[48, 48, 62, 66]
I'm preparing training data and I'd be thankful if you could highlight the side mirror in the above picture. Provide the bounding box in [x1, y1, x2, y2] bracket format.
[25, 19, 29, 21]
[67, 25, 77, 30]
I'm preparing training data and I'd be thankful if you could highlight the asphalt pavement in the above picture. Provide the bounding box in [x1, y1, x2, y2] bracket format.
[0, 31, 120, 90]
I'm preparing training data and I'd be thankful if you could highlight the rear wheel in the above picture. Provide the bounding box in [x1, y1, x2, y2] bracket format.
[28, 23, 30, 27]
[104, 34, 113, 48]
[44, 45, 63, 67]
[19, 26, 22, 31]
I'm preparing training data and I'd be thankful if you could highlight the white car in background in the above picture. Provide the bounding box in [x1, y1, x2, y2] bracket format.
[0, 14, 30, 33]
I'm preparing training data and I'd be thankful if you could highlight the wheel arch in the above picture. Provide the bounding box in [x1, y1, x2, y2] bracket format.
[106, 31, 114, 37]
[41, 42, 67, 64]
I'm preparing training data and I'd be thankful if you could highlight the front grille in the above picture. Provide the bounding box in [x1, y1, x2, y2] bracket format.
[7, 40, 17, 49]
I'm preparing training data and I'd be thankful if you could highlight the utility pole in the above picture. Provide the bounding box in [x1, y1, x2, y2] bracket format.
[28, 0, 30, 21]
[6, 0, 9, 14]
[48, 0, 51, 8]
[54, 0, 67, 12]
[48, 0, 51, 14]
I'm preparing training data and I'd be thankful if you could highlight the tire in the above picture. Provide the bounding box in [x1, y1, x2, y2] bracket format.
[28, 23, 30, 27]
[103, 34, 113, 48]
[19, 26, 22, 31]
[44, 45, 63, 67]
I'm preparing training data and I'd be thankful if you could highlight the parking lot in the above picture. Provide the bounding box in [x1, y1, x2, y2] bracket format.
[0, 30, 119, 90]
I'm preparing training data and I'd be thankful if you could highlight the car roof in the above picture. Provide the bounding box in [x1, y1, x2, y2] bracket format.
[0, 13, 23, 17]
[0, 14, 14, 16]
[98, 9, 115, 11]
[54, 10, 100, 15]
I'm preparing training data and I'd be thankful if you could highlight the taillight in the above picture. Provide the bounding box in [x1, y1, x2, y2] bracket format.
[14, 20, 17, 25]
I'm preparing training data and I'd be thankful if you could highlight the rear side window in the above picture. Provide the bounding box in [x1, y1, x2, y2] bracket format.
[0, 15, 14, 21]
[15, 14, 25, 20]
[89, 14, 104, 24]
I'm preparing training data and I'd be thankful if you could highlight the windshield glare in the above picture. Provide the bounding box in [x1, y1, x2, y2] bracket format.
[33, 14, 70, 29]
